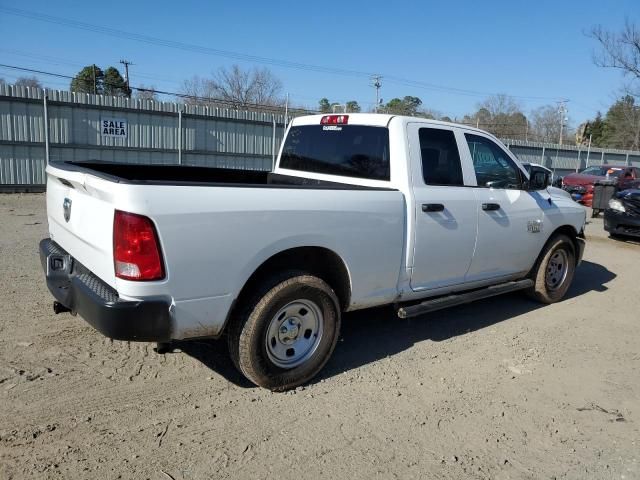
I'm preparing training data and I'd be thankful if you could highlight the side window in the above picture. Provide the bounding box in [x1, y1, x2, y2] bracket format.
[464, 133, 522, 189]
[419, 128, 463, 186]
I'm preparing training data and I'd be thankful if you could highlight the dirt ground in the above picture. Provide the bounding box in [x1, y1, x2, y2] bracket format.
[0, 193, 638, 480]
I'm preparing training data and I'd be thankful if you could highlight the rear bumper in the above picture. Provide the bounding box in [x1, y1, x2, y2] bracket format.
[604, 210, 640, 237]
[39, 238, 172, 342]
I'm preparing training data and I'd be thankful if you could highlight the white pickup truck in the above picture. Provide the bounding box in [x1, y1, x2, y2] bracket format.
[40, 113, 586, 390]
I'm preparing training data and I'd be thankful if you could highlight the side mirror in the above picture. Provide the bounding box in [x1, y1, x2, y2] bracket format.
[528, 166, 550, 191]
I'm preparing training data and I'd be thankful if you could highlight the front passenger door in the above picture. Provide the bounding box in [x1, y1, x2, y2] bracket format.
[463, 133, 549, 282]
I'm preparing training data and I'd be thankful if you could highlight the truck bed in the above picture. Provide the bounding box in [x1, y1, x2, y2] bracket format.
[44, 160, 406, 339]
[58, 161, 391, 190]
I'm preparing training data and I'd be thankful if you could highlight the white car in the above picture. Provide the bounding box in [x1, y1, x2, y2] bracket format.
[40, 113, 586, 390]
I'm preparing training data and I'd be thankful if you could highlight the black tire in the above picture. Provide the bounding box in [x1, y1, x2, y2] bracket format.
[526, 234, 576, 304]
[226, 271, 341, 391]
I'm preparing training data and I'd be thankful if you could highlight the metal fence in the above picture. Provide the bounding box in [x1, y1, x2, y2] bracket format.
[0, 84, 286, 190]
[504, 139, 640, 177]
[1, 84, 640, 189]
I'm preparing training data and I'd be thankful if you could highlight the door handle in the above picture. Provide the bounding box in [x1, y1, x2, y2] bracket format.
[422, 203, 445, 212]
[482, 203, 501, 211]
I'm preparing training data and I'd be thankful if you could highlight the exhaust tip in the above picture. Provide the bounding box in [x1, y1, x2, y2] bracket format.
[53, 301, 72, 314]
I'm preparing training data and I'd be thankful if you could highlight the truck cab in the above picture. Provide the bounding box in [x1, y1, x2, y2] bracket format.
[276, 114, 585, 296]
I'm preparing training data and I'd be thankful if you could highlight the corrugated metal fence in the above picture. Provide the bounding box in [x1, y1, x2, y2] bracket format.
[0, 84, 285, 189]
[505, 139, 640, 174]
[1, 84, 640, 189]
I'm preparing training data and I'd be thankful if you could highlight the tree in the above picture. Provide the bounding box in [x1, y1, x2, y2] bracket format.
[602, 95, 640, 150]
[181, 75, 217, 104]
[579, 112, 606, 146]
[385, 96, 422, 115]
[345, 100, 361, 113]
[477, 94, 520, 117]
[418, 108, 444, 120]
[103, 67, 131, 97]
[181, 65, 283, 109]
[14, 76, 42, 89]
[136, 84, 158, 101]
[462, 95, 530, 140]
[210, 65, 282, 107]
[590, 20, 640, 97]
[318, 98, 331, 113]
[70, 65, 104, 94]
[530, 105, 565, 143]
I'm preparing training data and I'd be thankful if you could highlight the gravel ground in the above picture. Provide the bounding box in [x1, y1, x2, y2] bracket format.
[0, 193, 638, 480]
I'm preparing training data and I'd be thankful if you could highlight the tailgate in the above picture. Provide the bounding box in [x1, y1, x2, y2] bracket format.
[45, 164, 117, 288]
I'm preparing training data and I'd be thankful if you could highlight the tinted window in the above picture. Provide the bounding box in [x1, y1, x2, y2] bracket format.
[419, 128, 463, 186]
[280, 125, 390, 181]
[465, 134, 522, 189]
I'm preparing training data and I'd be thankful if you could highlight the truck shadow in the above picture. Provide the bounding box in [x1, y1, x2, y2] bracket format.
[178, 260, 615, 389]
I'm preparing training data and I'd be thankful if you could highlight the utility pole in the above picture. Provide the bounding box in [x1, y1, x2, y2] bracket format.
[557, 100, 568, 145]
[371, 75, 382, 113]
[585, 134, 592, 169]
[92, 64, 96, 94]
[284, 93, 289, 129]
[119, 59, 133, 92]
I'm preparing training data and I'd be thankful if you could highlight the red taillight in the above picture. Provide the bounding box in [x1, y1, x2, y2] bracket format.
[113, 210, 164, 281]
[320, 115, 349, 125]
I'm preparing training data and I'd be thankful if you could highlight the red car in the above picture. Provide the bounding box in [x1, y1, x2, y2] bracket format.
[562, 166, 640, 207]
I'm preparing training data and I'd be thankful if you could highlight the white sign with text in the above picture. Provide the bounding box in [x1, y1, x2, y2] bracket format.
[101, 118, 128, 138]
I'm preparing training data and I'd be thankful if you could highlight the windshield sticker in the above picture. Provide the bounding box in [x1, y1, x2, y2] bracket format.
[322, 126, 342, 131]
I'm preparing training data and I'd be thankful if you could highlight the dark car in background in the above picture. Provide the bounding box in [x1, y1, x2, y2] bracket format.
[604, 189, 640, 238]
[562, 166, 640, 206]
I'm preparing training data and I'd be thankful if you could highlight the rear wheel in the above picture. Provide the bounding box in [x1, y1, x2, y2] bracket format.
[227, 271, 341, 391]
[526, 234, 576, 304]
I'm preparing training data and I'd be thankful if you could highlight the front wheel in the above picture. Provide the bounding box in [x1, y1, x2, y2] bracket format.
[227, 272, 341, 391]
[526, 234, 576, 304]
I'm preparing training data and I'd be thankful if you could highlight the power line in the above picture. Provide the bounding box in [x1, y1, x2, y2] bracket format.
[0, 48, 184, 85]
[0, 7, 372, 78]
[0, 63, 318, 114]
[0, 63, 579, 142]
[0, 6, 568, 102]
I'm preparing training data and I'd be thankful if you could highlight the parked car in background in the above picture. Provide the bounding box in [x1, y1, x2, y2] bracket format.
[562, 166, 640, 206]
[604, 188, 640, 238]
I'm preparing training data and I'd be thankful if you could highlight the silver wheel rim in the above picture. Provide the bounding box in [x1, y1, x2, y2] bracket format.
[265, 299, 324, 369]
[545, 249, 569, 291]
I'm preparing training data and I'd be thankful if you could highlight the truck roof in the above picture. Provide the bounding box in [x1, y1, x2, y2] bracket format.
[291, 113, 488, 135]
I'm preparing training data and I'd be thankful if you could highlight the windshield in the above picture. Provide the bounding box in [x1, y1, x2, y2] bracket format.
[580, 166, 624, 177]
[280, 125, 390, 181]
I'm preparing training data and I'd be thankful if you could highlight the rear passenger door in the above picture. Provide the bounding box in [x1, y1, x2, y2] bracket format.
[408, 124, 478, 291]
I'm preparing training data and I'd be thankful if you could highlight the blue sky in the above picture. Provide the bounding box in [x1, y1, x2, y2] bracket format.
[0, 0, 638, 125]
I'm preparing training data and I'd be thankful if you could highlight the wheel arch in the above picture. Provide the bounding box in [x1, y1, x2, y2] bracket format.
[222, 246, 352, 333]
[549, 224, 581, 264]
[528, 224, 580, 278]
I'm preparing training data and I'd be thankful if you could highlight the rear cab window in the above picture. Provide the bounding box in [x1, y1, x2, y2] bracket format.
[279, 125, 390, 181]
